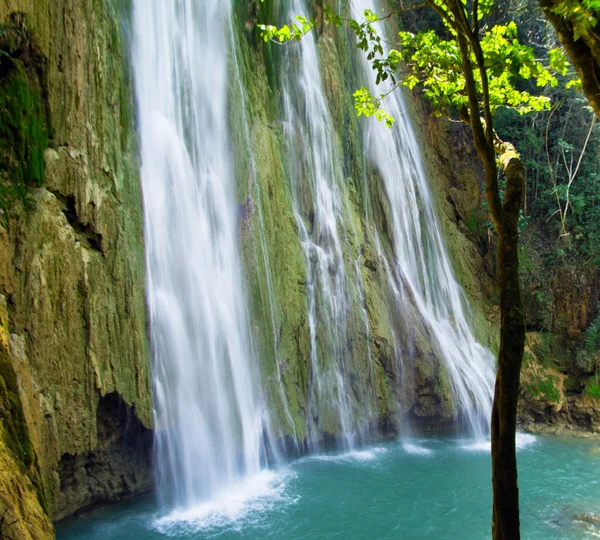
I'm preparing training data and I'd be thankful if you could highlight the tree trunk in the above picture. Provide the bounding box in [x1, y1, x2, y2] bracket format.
[456, 21, 528, 536]
[538, 0, 600, 120]
[490, 154, 526, 540]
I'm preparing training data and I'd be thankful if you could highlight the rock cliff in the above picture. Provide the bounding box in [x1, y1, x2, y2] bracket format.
[0, 1, 151, 536]
[232, 3, 500, 444]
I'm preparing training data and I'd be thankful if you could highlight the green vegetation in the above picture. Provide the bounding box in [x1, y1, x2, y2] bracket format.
[0, 18, 48, 216]
[523, 372, 562, 403]
[582, 306, 600, 353]
[492, 0, 600, 273]
[585, 380, 600, 398]
[493, 2, 600, 394]
[259, 15, 314, 42]
[576, 306, 600, 374]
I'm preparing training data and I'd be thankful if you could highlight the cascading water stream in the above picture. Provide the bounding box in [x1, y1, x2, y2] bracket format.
[132, 0, 267, 513]
[351, 0, 496, 437]
[277, 0, 494, 444]
[133, 0, 495, 518]
[228, 23, 299, 450]
[281, 0, 359, 449]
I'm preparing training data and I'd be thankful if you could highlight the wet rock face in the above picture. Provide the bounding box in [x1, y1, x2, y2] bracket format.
[519, 260, 600, 433]
[54, 393, 152, 521]
[519, 392, 600, 435]
[0, 0, 151, 528]
[231, 16, 495, 444]
[518, 333, 600, 434]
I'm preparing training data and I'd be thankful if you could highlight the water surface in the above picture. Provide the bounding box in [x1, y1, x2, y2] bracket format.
[57, 435, 600, 539]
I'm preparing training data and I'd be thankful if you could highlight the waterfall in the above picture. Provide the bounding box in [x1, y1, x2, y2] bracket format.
[277, 0, 494, 444]
[281, 0, 362, 449]
[132, 0, 496, 520]
[228, 20, 300, 451]
[351, 0, 496, 437]
[132, 0, 266, 512]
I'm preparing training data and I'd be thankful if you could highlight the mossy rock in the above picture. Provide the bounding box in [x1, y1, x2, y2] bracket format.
[0, 423, 53, 539]
[584, 380, 600, 400]
[520, 334, 565, 407]
[0, 4, 151, 520]
[0, 16, 49, 214]
[0, 295, 48, 517]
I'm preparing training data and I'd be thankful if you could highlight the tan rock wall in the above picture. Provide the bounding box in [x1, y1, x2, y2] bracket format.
[0, 0, 152, 529]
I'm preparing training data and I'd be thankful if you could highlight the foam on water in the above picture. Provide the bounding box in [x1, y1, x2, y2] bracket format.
[460, 433, 538, 453]
[342, 448, 388, 462]
[301, 447, 388, 464]
[153, 470, 296, 535]
[402, 442, 434, 457]
[516, 433, 538, 449]
[460, 440, 491, 452]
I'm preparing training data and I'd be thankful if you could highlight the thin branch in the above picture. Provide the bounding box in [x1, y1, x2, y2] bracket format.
[366, 4, 429, 24]
[425, 0, 457, 29]
[570, 115, 596, 184]
[545, 98, 568, 235]
[564, 114, 596, 220]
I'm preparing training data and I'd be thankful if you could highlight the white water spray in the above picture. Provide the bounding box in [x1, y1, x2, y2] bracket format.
[281, 0, 359, 449]
[133, 0, 266, 511]
[351, 0, 496, 437]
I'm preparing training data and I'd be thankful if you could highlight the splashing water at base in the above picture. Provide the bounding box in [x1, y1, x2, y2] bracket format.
[298, 447, 390, 464]
[57, 436, 600, 540]
[402, 442, 435, 457]
[153, 470, 297, 536]
[460, 432, 539, 452]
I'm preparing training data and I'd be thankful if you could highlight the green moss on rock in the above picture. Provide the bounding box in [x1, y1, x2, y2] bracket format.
[0, 3, 151, 522]
[0, 18, 49, 214]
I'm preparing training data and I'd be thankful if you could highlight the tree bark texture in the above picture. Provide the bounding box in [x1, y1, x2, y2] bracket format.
[539, 0, 600, 119]
[490, 154, 526, 540]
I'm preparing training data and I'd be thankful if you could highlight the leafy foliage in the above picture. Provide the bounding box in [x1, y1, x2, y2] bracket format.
[497, 95, 600, 256]
[585, 380, 600, 398]
[395, 22, 560, 115]
[576, 306, 600, 372]
[583, 307, 600, 351]
[258, 16, 314, 43]
[258, 2, 576, 127]
[353, 87, 396, 127]
[551, 0, 600, 41]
